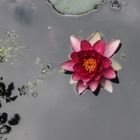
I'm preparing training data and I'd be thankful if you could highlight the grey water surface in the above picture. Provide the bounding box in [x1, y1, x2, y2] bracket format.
[0, 0, 140, 140]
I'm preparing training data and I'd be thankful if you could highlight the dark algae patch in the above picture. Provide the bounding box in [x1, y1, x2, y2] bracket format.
[0, 77, 18, 106]
[8, 114, 20, 126]
[0, 77, 21, 139]
[0, 112, 20, 135]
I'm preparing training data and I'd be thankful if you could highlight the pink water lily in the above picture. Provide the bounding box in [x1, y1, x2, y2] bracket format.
[61, 32, 122, 95]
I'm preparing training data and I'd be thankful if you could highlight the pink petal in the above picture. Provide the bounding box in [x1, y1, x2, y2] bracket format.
[93, 40, 105, 55]
[89, 80, 99, 92]
[73, 64, 84, 73]
[70, 52, 79, 63]
[102, 67, 116, 79]
[104, 40, 120, 58]
[72, 73, 81, 81]
[94, 74, 101, 81]
[81, 76, 92, 83]
[76, 81, 88, 95]
[70, 35, 81, 52]
[100, 79, 113, 93]
[81, 40, 92, 50]
[60, 60, 75, 72]
[102, 57, 112, 69]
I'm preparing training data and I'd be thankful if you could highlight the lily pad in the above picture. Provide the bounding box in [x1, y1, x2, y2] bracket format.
[47, 0, 105, 16]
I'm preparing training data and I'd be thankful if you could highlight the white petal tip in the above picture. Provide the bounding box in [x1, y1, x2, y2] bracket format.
[105, 86, 113, 93]
[70, 35, 81, 52]
[112, 39, 121, 44]
[116, 39, 121, 43]
[69, 78, 77, 85]
[59, 69, 65, 73]
[70, 35, 75, 39]
[107, 88, 113, 93]
[70, 35, 79, 41]
[101, 79, 113, 93]
[88, 32, 102, 45]
[112, 59, 122, 71]
[115, 40, 121, 48]
[68, 54, 71, 59]
[113, 40, 121, 47]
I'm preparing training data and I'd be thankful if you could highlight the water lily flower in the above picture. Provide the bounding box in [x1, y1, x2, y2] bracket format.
[61, 32, 122, 95]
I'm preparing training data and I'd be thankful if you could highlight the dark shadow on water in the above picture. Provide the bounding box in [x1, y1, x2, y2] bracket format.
[14, 6, 33, 25]
[64, 71, 73, 74]
[111, 75, 120, 84]
[93, 86, 101, 96]
[87, 86, 101, 96]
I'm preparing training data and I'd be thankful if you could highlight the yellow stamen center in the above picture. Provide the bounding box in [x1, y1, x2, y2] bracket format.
[83, 57, 97, 73]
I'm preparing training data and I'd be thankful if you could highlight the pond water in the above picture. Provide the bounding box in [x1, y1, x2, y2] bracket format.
[0, 0, 140, 140]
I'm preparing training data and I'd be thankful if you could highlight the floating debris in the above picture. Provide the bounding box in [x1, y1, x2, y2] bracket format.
[35, 57, 54, 71]
[109, 0, 121, 10]
[18, 80, 39, 98]
[18, 81, 38, 97]
[41, 67, 48, 75]
[35, 57, 41, 65]
[108, 0, 127, 10]
[18, 85, 28, 96]
[47, 26, 51, 30]
[31, 3, 37, 10]
[31, 92, 38, 97]
[0, 30, 27, 64]
[46, 0, 105, 16]
[120, 50, 126, 59]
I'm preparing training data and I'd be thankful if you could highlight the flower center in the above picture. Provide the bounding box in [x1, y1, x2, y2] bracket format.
[83, 57, 97, 73]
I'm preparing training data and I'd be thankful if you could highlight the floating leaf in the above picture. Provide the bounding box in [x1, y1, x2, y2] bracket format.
[47, 0, 104, 16]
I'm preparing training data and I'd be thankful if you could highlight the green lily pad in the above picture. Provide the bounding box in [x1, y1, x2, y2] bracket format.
[47, 0, 105, 16]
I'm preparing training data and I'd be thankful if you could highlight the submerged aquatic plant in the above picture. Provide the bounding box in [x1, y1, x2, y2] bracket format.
[61, 32, 122, 95]
[0, 30, 27, 64]
[18, 57, 54, 97]
[0, 112, 20, 135]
